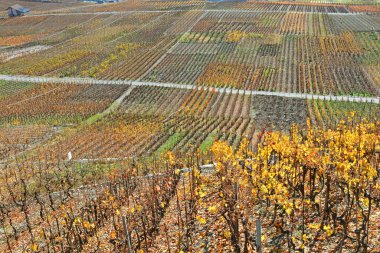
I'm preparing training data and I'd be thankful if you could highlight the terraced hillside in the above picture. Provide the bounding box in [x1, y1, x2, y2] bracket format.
[0, 0, 379, 252]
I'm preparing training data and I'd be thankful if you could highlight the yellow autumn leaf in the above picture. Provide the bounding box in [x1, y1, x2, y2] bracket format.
[223, 230, 231, 238]
[308, 223, 320, 230]
[208, 205, 217, 213]
[323, 225, 334, 236]
[30, 244, 38, 252]
[196, 215, 207, 225]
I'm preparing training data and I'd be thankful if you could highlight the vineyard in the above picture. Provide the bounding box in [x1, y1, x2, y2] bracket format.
[1, 8, 379, 97]
[0, 118, 379, 252]
[0, 0, 379, 252]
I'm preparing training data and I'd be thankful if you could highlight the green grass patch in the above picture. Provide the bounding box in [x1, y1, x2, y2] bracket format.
[155, 133, 183, 156]
[200, 133, 217, 153]
[85, 113, 104, 125]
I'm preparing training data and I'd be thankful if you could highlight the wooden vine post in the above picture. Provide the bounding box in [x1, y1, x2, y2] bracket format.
[122, 215, 133, 253]
[256, 219, 262, 253]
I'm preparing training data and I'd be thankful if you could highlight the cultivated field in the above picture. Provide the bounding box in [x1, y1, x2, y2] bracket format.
[1, 7, 380, 97]
[0, 0, 379, 252]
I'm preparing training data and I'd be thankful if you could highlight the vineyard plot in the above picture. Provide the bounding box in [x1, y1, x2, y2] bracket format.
[139, 11, 379, 96]
[120, 86, 191, 116]
[0, 82, 129, 125]
[0, 81, 131, 161]
[2, 119, 379, 252]
[251, 95, 309, 130]
[0, 9, 379, 96]
[44, 114, 164, 161]
[0, 125, 57, 161]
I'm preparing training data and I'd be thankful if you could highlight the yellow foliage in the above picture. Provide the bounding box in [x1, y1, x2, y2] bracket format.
[225, 30, 247, 43]
[30, 244, 38, 252]
[223, 230, 231, 239]
[208, 205, 218, 213]
[323, 225, 334, 236]
[164, 151, 176, 166]
[209, 119, 379, 248]
[211, 140, 234, 165]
